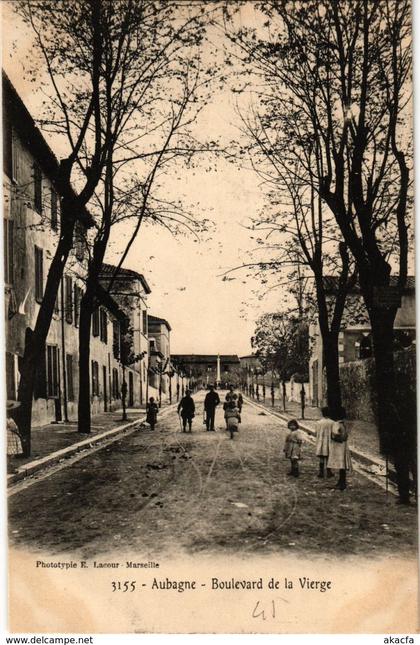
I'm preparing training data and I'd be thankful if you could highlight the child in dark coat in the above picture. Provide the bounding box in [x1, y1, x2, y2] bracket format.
[146, 397, 159, 431]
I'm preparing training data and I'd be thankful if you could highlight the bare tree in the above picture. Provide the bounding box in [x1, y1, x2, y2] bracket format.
[13, 0, 218, 449]
[232, 107, 357, 410]
[227, 0, 413, 502]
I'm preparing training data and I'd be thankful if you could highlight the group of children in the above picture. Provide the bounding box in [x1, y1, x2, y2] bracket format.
[283, 406, 351, 490]
[147, 393, 351, 490]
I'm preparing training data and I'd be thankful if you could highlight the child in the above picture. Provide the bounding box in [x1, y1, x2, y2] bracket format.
[283, 419, 305, 477]
[6, 401, 23, 456]
[146, 397, 159, 431]
[225, 400, 241, 440]
[328, 406, 352, 490]
[315, 407, 334, 479]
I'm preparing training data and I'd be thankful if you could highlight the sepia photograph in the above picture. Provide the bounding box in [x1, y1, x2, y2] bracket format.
[2, 0, 417, 635]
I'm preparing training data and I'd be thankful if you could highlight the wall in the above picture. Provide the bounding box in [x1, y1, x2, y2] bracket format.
[339, 348, 416, 425]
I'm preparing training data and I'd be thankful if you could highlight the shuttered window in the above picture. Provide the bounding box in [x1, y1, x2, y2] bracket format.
[92, 308, 100, 337]
[66, 354, 74, 401]
[100, 308, 108, 343]
[112, 368, 119, 399]
[91, 360, 99, 396]
[46, 345, 60, 398]
[34, 246, 44, 302]
[74, 285, 82, 327]
[65, 275, 73, 324]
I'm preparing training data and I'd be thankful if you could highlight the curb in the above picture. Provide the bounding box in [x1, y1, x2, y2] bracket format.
[7, 402, 178, 487]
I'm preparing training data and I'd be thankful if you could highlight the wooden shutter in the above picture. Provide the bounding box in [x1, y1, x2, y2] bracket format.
[34, 246, 43, 302]
[66, 354, 74, 401]
[65, 275, 73, 324]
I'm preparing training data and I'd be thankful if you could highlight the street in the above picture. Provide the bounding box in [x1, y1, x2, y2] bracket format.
[9, 391, 417, 559]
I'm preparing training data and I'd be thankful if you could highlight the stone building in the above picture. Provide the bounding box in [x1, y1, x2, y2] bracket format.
[3, 73, 153, 426]
[171, 354, 241, 390]
[99, 264, 151, 408]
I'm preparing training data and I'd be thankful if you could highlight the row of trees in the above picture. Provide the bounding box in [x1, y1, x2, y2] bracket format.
[13, 0, 219, 453]
[225, 0, 413, 502]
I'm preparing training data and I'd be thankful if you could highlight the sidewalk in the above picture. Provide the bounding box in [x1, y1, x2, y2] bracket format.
[7, 401, 175, 484]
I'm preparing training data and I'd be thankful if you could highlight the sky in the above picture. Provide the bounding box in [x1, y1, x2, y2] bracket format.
[2, 1, 284, 357]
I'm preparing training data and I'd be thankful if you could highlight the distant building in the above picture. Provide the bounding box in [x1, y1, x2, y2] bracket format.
[147, 315, 172, 401]
[309, 276, 416, 407]
[99, 264, 151, 407]
[171, 354, 241, 389]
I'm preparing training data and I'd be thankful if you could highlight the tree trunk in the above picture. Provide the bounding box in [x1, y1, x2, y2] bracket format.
[77, 292, 93, 434]
[17, 217, 75, 456]
[370, 307, 411, 502]
[322, 332, 342, 413]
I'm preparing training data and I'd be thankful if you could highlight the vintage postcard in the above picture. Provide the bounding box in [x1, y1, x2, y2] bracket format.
[3, 0, 418, 635]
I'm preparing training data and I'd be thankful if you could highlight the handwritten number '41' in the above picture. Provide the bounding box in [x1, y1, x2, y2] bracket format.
[252, 600, 276, 620]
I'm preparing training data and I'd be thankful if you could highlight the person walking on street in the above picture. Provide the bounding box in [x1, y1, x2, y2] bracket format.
[225, 384, 243, 412]
[225, 400, 241, 440]
[284, 419, 305, 477]
[177, 389, 195, 433]
[204, 385, 220, 431]
[146, 397, 159, 431]
[315, 407, 334, 479]
[224, 384, 243, 428]
[327, 406, 352, 490]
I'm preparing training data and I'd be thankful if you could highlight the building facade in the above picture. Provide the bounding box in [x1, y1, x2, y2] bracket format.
[147, 315, 172, 402]
[3, 74, 155, 426]
[171, 354, 241, 390]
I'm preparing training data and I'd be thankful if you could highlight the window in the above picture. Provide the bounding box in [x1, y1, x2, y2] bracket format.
[113, 320, 120, 359]
[149, 338, 156, 351]
[65, 275, 73, 324]
[112, 368, 119, 399]
[142, 310, 148, 335]
[4, 218, 14, 285]
[47, 345, 60, 398]
[34, 246, 44, 302]
[51, 189, 58, 230]
[66, 354, 74, 401]
[92, 308, 100, 337]
[91, 360, 99, 396]
[74, 285, 82, 327]
[100, 308, 108, 343]
[33, 163, 43, 213]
